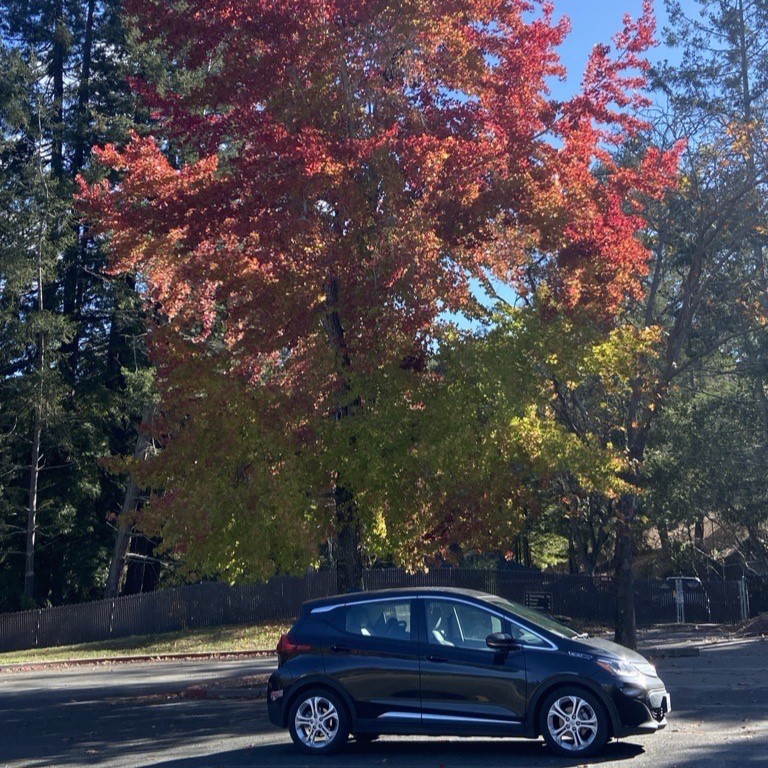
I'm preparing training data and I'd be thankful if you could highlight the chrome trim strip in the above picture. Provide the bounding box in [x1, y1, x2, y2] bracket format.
[417, 595, 558, 652]
[422, 713, 521, 725]
[311, 595, 416, 614]
[378, 711, 520, 725]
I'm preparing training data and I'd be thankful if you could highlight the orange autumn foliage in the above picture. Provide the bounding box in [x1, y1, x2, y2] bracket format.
[81, 1, 677, 394]
[78, 1, 680, 576]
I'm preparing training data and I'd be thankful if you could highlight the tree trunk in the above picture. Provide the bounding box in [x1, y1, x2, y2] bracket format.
[745, 522, 768, 570]
[71, 0, 96, 176]
[694, 513, 705, 552]
[568, 519, 577, 574]
[24, 397, 43, 602]
[104, 404, 154, 598]
[51, 1, 66, 182]
[569, 496, 611, 577]
[61, 0, 96, 386]
[608, 223, 705, 646]
[657, 518, 672, 569]
[321, 277, 364, 592]
[614, 494, 637, 649]
[104, 486, 136, 599]
[24, 261, 46, 602]
[334, 483, 363, 593]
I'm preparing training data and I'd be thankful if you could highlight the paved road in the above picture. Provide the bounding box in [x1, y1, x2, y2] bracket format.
[1, 639, 766, 768]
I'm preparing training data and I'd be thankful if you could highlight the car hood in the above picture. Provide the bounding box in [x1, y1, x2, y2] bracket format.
[568, 635, 650, 663]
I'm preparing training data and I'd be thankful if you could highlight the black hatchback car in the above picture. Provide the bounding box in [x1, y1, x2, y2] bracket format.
[267, 587, 670, 757]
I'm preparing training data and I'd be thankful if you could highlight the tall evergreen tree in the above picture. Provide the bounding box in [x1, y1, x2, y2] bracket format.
[0, 0, 152, 609]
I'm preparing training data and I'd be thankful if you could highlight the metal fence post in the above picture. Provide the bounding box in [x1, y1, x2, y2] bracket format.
[674, 577, 685, 624]
[739, 576, 750, 622]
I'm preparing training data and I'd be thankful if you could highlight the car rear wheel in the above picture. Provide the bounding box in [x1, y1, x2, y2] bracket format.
[288, 688, 350, 755]
[539, 687, 609, 757]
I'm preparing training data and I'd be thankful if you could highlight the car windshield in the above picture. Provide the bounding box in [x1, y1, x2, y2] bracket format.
[484, 596, 579, 638]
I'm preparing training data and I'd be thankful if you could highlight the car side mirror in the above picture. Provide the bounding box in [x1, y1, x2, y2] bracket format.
[486, 632, 519, 652]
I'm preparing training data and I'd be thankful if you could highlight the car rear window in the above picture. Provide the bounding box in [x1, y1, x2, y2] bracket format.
[344, 600, 412, 640]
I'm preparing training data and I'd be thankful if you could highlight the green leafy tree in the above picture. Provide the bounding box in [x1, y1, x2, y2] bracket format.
[540, 0, 768, 645]
[82, 0, 676, 595]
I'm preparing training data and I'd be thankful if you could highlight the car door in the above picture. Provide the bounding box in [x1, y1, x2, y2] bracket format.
[418, 597, 527, 727]
[322, 598, 421, 725]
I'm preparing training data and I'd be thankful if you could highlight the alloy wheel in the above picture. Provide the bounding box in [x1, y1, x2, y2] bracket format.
[293, 695, 340, 749]
[546, 694, 599, 752]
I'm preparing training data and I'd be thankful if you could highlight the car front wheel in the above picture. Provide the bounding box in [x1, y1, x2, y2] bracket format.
[288, 688, 350, 755]
[539, 687, 609, 757]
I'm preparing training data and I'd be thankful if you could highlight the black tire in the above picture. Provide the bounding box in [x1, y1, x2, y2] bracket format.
[288, 687, 350, 755]
[538, 686, 609, 757]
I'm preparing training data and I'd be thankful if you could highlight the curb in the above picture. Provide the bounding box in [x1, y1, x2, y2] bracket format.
[182, 684, 268, 701]
[641, 623, 726, 632]
[0, 648, 277, 673]
[643, 646, 700, 659]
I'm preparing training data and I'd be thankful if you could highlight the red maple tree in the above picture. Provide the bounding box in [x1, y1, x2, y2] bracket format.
[81, 0, 677, 588]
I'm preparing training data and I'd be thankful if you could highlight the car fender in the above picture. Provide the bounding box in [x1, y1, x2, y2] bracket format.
[524, 673, 620, 738]
[281, 674, 359, 729]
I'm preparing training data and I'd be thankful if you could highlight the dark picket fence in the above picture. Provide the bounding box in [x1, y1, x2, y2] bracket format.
[744, 574, 768, 618]
[358, 568, 746, 626]
[0, 572, 335, 653]
[0, 568, 762, 653]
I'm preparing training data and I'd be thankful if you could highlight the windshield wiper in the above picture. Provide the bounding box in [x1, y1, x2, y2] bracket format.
[574, 632, 590, 639]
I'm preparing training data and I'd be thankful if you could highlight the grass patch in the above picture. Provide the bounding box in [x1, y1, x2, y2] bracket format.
[0, 621, 289, 665]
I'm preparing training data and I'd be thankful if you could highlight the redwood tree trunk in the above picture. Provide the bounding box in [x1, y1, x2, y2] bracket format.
[61, 0, 96, 386]
[51, 1, 66, 182]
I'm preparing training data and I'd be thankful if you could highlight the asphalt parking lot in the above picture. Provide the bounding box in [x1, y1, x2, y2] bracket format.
[1, 635, 766, 768]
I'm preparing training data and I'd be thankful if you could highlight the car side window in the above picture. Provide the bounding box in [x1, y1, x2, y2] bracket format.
[344, 600, 412, 641]
[508, 623, 549, 648]
[425, 600, 504, 650]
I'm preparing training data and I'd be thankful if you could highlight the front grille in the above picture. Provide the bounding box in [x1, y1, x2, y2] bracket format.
[651, 707, 665, 723]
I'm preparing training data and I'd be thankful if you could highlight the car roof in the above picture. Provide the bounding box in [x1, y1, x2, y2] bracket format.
[302, 586, 499, 611]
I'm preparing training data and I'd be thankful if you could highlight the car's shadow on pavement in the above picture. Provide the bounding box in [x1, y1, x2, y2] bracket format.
[148, 737, 646, 767]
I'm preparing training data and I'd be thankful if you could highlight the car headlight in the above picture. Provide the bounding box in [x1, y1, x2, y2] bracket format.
[596, 657, 656, 679]
[634, 661, 658, 677]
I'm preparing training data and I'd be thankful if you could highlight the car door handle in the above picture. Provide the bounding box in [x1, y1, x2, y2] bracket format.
[330, 644, 351, 654]
[426, 654, 448, 663]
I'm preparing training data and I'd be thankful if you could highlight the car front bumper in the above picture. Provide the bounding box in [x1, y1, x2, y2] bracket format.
[611, 683, 671, 737]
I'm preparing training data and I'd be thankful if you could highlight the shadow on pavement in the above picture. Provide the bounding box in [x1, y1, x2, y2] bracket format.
[147, 738, 645, 768]
[1, 698, 264, 768]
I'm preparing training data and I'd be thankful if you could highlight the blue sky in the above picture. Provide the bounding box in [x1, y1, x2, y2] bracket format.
[549, 0, 693, 98]
[463, 0, 698, 320]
